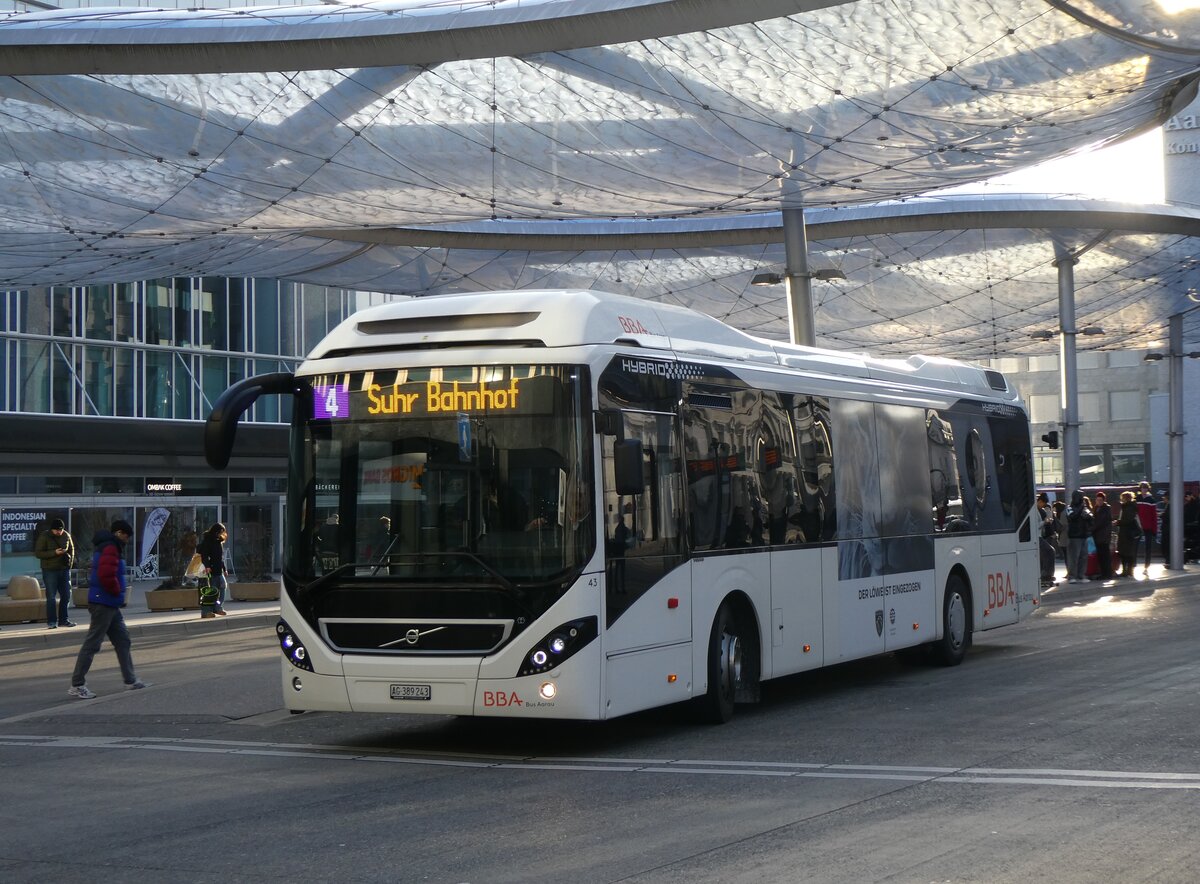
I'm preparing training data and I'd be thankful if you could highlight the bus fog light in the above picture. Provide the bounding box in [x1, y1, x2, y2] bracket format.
[292, 676, 303, 692]
[539, 682, 557, 700]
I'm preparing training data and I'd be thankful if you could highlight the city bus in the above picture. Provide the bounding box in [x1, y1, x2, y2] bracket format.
[205, 290, 1039, 722]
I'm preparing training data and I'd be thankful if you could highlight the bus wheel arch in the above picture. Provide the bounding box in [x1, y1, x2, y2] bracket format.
[697, 592, 762, 724]
[933, 568, 973, 666]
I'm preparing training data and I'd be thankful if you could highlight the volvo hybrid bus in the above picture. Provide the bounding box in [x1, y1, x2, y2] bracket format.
[205, 290, 1039, 722]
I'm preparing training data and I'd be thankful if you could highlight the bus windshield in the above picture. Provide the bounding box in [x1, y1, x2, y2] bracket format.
[287, 364, 592, 587]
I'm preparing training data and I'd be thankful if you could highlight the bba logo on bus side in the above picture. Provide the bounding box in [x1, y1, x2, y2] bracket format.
[483, 690, 522, 707]
[988, 571, 1015, 609]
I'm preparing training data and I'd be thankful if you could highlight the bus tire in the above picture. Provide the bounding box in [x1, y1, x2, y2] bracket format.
[698, 602, 742, 724]
[932, 574, 971, 666]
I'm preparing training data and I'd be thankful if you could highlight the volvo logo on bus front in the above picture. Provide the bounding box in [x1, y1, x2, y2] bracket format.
[379, 625, 446, 649]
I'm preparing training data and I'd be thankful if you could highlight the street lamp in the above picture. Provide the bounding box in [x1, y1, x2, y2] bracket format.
[750, 269, 845, 286]
[1029, 329, 1054, 341]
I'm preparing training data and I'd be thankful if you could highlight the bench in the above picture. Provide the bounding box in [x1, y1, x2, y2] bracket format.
[0, 575, 46, 624]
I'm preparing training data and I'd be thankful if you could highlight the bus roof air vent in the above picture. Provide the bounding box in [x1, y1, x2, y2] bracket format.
[357, 312, 539, 336]
[983, 369, 1008, 392]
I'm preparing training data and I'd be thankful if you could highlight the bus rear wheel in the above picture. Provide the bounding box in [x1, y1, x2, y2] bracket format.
[932, 575, 971, 666]
[698, 602, 742, 723]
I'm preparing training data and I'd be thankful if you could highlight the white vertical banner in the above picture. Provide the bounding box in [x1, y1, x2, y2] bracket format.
[140, 507, 171, 570]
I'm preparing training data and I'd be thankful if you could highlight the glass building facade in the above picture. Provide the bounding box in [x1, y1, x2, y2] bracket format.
[0, 278, 398, 588]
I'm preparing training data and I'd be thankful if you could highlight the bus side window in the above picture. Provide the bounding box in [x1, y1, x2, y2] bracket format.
[603, 411, 682, 557]
[791, 396, 836, 544]
[927, 408, 962, 532]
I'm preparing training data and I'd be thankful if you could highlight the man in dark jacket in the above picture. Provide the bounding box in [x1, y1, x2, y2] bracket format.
[68, 520, 146, 699]
[34, 517, 76, 628]
[1090, 491, 1113, 580]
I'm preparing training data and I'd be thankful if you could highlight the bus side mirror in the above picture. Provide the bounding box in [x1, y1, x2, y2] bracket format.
[613, 439, 644, 495]
[204, 372, 297, 469]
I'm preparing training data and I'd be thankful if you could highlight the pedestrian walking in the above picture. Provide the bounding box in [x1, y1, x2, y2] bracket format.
[1135, 481, 1158, 572]
[68, 519, 145, 698]
[198, 522, 229, 619]
[34, 517, 76, 629]
[1090, 491, 1113, 580]
[1064, 490, 1093, 584]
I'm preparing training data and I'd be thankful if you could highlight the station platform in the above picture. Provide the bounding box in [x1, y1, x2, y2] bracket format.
[0, 578, 279, 648]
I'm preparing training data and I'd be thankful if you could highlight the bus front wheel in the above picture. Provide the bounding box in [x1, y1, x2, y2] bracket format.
[699, 602, 742, 723]
[932, 575, 971, 666]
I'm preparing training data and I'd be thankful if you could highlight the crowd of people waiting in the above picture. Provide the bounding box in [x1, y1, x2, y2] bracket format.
[1037, 481, 1200, 587]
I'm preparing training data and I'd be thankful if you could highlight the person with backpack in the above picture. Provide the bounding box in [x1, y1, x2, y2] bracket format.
[1065, 490, 1093, 585]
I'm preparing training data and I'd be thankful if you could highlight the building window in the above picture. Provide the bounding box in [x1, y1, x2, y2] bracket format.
[1028, 355, 1057, 372]
[1077, 352, 1102, 370]
[1111, 447, 1147, 484]
[994, 357, 1021, 374]
[1035, 451, 1062, 487]
[1079, 447, 1105, 484]
[1109, 391, 1141, 421]
[1029, 394, 1058, 424]
[1078, 392, 1100, 423]
[1107, 351, 1142, 368]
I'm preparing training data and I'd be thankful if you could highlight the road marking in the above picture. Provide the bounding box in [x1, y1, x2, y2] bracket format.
[3, 734, 1200, 790]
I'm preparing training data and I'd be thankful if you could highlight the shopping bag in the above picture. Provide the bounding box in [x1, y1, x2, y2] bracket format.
[185, 553, 205, 578]
[198, 574, 218, 605]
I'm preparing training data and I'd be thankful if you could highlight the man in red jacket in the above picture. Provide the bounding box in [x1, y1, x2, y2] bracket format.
[68, 519, 146, 699]
[1135, 482, 1159, 574]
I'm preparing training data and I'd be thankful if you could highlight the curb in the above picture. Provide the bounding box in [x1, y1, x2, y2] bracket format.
[0, 610, 280, 650]
[1038, 566, 1200, 607]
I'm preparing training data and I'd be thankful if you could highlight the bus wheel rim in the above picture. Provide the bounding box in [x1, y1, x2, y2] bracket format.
[720, 631, 741, 695]
[948, 592, 966, 649]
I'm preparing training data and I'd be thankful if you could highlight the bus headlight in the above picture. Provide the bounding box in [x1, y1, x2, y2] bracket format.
[516, 616, 597, 677]
[277, 619, 314, 672]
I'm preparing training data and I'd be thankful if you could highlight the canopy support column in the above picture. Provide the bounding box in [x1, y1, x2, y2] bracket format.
[1168, 312, 1185, 569]
[782, 205, 815, 347]
[1055, 253, 1080, 496]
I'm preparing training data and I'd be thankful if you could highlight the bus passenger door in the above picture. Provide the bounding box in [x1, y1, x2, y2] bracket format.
[602, 409, 687, 653]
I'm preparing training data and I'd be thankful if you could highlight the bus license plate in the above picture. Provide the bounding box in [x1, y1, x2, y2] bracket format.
[390, 683, 431, 701]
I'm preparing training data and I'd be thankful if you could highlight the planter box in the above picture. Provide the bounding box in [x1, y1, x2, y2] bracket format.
[146, 588, 200, 611]
[229, 580, 280, 601]
[72, 586, 89, 608]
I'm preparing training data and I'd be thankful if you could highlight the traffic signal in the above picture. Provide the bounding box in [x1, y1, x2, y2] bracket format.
[1041, 429, 1059, 449]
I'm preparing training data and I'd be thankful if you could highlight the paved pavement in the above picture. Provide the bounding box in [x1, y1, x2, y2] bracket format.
[0, 577, 279, 648]
[4, 560, 1198, 650]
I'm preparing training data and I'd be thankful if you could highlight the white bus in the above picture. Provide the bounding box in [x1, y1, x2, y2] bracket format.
[206, 290, 1039, 722]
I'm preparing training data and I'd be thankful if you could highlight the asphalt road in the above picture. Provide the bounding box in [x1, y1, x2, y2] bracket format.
[2, 579, 1199, 883]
